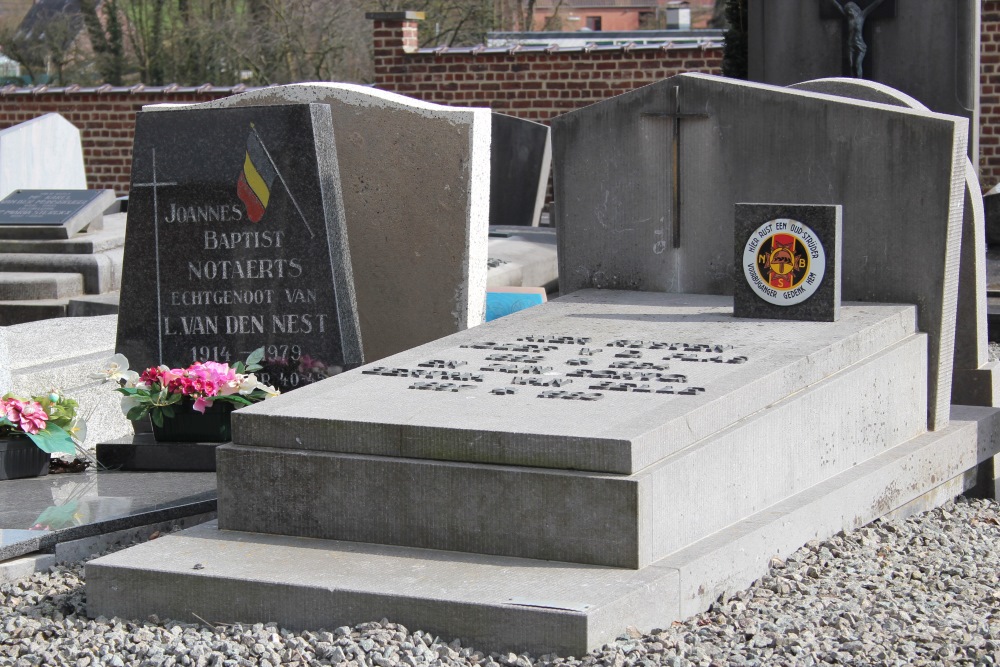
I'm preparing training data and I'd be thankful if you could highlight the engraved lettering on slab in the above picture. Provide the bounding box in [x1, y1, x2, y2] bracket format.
[409, 382, 476, 392]
[512, 377, 573, 387]
[538, 390, 604, 401]
[366, 334, 745, 401]
[417, 360, 467, 369]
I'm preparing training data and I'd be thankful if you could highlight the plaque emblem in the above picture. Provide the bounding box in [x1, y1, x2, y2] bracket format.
[742, 219, 825, 306]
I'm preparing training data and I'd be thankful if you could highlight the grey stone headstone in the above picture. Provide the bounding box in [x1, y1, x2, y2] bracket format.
[788, 78, 1000, 409]
[116, 103, 362, 393]
[748, 0, 980, 162]
[150, 83, 491, 363]
[0, 189, 115, 240]
[490, 113, 552, 227]
[552, 73, 967, 431]
[733, 203, 841, 322]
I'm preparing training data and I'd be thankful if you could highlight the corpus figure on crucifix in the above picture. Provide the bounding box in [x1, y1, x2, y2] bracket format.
[823, 0, 887, 78]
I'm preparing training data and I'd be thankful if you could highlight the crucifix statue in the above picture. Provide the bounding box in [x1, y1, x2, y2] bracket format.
[823, 0, 888, 78]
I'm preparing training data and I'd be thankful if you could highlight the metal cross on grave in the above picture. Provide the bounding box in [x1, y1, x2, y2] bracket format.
[819, 0, 896, 80]
[131, 148, 178, 364]
[641, 85, 709, 249]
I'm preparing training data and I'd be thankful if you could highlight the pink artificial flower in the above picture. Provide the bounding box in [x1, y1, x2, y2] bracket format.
[4, 398, 48, 434]
[192, 396, 214, 413]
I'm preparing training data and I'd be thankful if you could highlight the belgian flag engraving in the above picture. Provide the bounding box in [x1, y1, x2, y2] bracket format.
[237, 126, 278, 223]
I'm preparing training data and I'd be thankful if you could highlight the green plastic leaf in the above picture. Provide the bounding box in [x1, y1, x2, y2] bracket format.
[126, 405, 148, 422]
[150, 409, 164, 428]
[161, 405, 176, 419]
[245, 347, 265, 367]
[26, 423, 77, 455]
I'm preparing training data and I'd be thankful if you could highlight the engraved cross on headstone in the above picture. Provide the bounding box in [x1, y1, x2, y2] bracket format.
[130, 148, 178, 364]
[641, 85, 709, 249]
[819, 0, 895, 79]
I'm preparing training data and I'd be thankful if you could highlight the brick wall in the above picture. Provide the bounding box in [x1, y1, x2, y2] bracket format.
[4, 8, 1000, 193]
[983, 1, 1000, 189]
[0, 88, 237, 194]
[371, 15, 722, 122]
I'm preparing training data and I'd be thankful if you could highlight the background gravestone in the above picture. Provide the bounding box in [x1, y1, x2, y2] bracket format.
[552, 72, 967, 431]
[0, 189, 115, 240]
[116, 103, 362, 392]
[490, 113, 551, 227]
[0, 113, 87, 199]
[155, 83, 491, 363]
[748, 0, 980, 163]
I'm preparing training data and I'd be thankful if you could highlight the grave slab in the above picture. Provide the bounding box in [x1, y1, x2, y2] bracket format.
[86, 406, 1000, 656]
[148, 83, 491, 362]
[218, 329, 924, 568]
[232, 290, 919, 475]
[96, 434, 220, 472]
[0, 114, 86, 200]
[0, 189, 115, 240]
[552, 73, 966, 431]
[0, 470, 216, 563]
[116, 103, 362, 390]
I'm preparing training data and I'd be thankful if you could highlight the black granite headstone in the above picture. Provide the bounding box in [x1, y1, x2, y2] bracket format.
[489, 113, 551, 227]
[116, 103, 362, 393]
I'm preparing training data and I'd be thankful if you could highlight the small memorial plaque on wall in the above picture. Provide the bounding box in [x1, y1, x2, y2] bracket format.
[733, 203, 842, 322]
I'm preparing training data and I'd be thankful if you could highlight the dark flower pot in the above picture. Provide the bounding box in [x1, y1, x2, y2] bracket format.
[151, 400, 234, 443]
[0, 435, 49, 480]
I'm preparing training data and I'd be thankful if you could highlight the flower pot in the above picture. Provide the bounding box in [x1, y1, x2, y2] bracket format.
[151, 400, 234, 443]
[0, 435, 49, 480]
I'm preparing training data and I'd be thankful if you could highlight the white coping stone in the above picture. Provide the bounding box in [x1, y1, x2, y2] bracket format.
[0, 315, 131, 449]
[552, 73, 967, 431]
[85, 406, 1000, 656]
[232, 290, 919, 475]
[143, 83, 491, 363]
[0, 114, 87, 200]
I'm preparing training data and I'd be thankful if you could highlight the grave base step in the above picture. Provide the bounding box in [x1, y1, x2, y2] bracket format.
[86, 406, 1000, 657]
[0, 298, 69, 325]
[97, 434, 222, 472]
[0, 271, 84, 300]
[68, 291, 120, 316]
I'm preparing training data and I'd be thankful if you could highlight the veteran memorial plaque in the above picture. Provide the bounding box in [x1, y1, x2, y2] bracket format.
[116, 104, 362, 393]
[733, 203, 842, 322]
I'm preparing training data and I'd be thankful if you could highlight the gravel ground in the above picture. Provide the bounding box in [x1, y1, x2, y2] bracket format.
[3, 496, 1000, 666]
[6, 302, 989, 664]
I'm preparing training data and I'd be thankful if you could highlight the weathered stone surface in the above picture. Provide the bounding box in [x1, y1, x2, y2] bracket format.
[787, 78, 997, 407]
[0, 114, 86, 200]
[151, 83, 491, 362]
[218, 330, 925, 567]
[116, 103, 362, 392]
[232, 290, 919, 475]
[86, 406, 1000, 656]
[552, 73, 966, 430]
